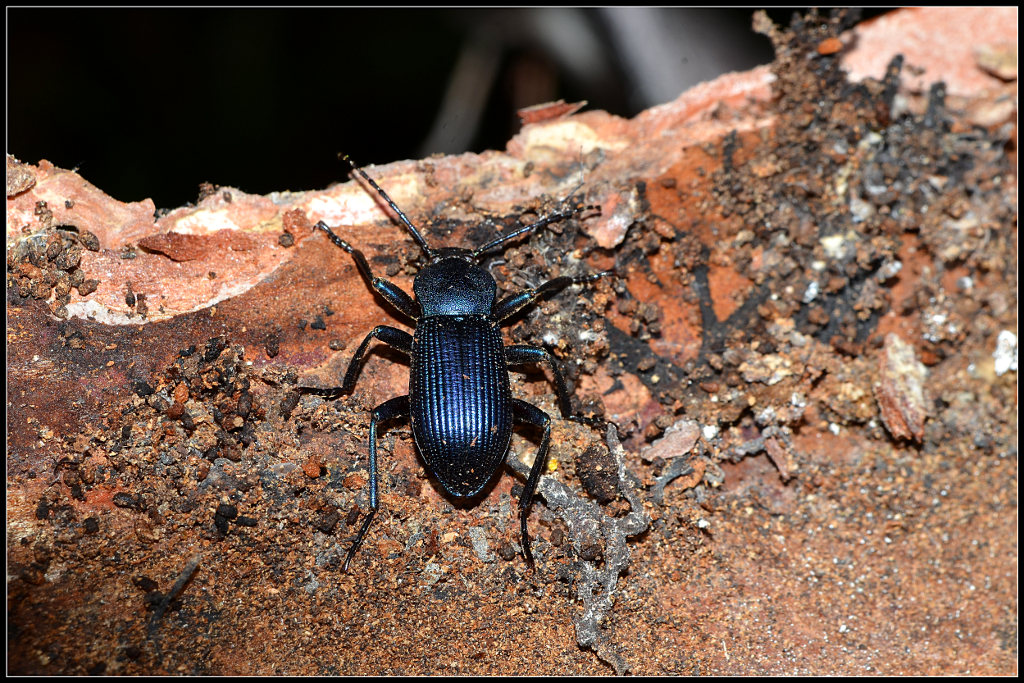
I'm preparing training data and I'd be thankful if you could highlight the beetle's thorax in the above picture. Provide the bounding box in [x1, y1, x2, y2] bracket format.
[414, 251, 496, 317]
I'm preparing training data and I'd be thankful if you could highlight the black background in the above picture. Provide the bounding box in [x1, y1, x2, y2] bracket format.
[8, 8, 890, 210]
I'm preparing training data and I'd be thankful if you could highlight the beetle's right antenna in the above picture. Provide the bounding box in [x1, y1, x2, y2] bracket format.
[472, 152, 598, 259]
[471, 203, 599, 258]
[341, 154, 435, 258]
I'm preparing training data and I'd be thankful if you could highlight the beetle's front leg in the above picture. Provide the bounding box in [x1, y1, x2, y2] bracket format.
[315, 221, 420, 320]
[343, 394, 410, 572]
[493, 271, 613, 323]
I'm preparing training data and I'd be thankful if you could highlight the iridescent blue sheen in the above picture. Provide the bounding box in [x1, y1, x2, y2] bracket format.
[410, 315, 512, 496]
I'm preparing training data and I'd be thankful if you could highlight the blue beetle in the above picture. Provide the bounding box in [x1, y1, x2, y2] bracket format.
[318, 157, 609, 570]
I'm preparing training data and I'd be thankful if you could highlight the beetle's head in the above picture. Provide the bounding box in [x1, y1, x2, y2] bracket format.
[430, 246, 477, 263]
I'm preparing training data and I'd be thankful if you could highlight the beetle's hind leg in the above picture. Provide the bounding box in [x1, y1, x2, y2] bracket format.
[343, 395, 410, 572]
[511, 399, 554, 566]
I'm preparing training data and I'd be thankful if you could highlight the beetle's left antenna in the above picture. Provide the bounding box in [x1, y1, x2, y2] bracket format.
[341, 154, 434, 258]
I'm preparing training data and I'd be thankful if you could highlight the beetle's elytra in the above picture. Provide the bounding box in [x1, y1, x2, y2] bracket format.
[318, 156, 610, 571]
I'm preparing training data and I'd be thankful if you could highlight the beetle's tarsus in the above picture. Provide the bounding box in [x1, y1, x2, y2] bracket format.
[342, 511, 377, 572]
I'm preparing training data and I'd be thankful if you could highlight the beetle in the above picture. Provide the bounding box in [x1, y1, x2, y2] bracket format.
[317, 157, 610, 571]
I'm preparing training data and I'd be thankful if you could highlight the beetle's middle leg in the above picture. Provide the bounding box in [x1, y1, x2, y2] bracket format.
[335, 326, 412, 395]
[314, 326, 411, 397]
[506, 345, 606, 430]
[343, 394, 410, 572]
[511, 398, 552, 566]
